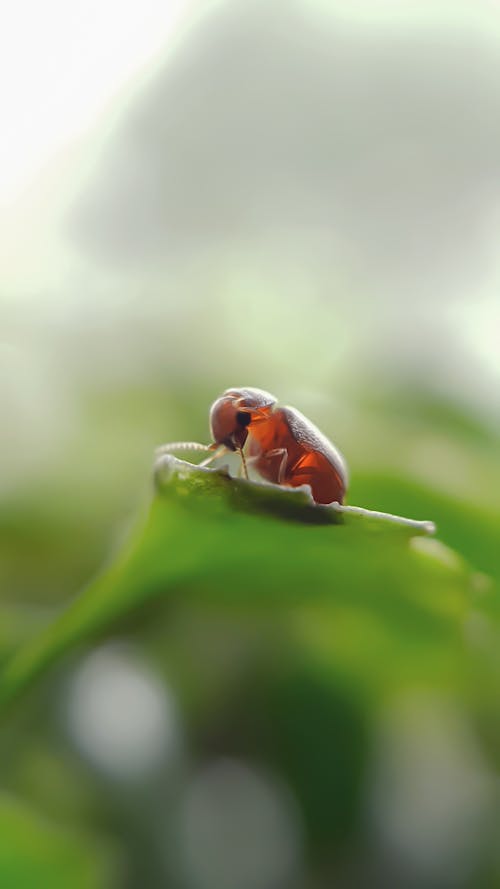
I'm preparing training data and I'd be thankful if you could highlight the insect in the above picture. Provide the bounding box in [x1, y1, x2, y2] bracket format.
[157, 387, 348, 505]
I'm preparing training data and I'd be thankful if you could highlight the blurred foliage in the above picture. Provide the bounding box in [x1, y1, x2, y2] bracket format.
[0, 792, 115, 889]
[0, 457, 455, 708]
[1, 407, 499, 886]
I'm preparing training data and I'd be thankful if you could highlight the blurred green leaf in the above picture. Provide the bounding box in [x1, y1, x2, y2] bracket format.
[0, 793, 114, 889]
[351, 472, 500, 587]
[0, 457, 493, 715]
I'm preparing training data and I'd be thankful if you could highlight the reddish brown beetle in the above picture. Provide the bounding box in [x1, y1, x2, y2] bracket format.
[157, 387, 348, 505]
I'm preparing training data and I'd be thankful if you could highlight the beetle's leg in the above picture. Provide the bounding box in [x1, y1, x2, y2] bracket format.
[285, 452, 345, 504]
[237, 447, 249, 479]
[263, 447, 288, 484]
[240, 452, 262, 478]
[284, 454, 320, 485]
[199, 445, 228, 467]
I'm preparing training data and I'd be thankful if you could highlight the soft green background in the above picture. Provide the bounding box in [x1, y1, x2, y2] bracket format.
[1, 387, 499, 889]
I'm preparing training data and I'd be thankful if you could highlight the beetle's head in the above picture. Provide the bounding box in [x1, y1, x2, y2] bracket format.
[209, 387, 276, 451]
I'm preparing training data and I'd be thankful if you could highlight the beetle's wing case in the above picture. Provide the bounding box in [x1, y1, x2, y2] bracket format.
[281, 405, 348, 487]
[246, 402, 347, 504]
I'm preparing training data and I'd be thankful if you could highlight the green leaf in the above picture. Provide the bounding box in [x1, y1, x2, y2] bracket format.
[0, 793, 114, 889]
[0, 457, 492, 714]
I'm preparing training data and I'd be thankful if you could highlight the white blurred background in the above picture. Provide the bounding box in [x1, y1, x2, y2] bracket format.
[2, 0, 499, 544]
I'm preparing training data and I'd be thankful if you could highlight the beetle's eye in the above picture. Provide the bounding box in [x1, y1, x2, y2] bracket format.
[236, 410, 251, 427]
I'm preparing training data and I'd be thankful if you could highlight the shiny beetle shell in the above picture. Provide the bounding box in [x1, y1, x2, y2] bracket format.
[209, 387, 347, 505]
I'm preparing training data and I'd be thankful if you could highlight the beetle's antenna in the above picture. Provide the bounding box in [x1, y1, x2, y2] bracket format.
[238, 447, 249, 479]
[155, 441, 212, 459]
